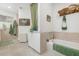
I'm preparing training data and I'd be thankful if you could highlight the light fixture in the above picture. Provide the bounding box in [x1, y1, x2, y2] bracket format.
[62, 16, 67, 30]
[8, 6, 11, 8]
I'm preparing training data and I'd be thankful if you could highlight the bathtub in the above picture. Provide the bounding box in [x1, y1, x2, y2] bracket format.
[53, 39, 79, 56]
[53, 39, 79, 50]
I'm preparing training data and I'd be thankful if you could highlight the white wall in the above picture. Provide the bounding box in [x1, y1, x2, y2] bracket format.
[18, 4, 31, 34]
[39, 3, 53, 32]
[52, 3, 79, 32]
[27, 4, 41, 53]
[18, 4, 31, 42]
[30, 3, 54, 53]
[18, 4, 41, 53]
[19, 4, 31, 19]
[28, 32, 40, 53]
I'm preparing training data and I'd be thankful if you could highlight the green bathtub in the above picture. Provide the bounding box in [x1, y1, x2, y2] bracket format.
[53, 43, 79, 56]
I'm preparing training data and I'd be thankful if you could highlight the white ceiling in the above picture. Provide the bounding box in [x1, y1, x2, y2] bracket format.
[0, 3, 31, 14]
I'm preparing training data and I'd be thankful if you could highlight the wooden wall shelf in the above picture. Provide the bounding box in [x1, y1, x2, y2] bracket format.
[58, 4, 79, 16]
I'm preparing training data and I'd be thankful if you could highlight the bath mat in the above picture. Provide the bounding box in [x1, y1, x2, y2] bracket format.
[0, 40, 14, 47]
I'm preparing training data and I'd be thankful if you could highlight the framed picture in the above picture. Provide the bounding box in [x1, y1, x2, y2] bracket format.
[47, 15, 51, 22]
[19, 18, 30, 26]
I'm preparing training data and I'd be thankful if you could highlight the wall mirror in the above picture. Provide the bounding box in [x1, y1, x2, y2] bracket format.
[19, 18, 30, 26]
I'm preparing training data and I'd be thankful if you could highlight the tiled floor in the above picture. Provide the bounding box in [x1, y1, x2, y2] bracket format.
[0, 40, 64, 56]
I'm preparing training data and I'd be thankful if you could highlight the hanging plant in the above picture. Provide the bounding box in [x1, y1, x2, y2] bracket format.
[62, 16, 67, 30]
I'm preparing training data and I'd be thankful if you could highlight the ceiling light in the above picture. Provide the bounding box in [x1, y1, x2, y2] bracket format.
[8, 6, 11, 8]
